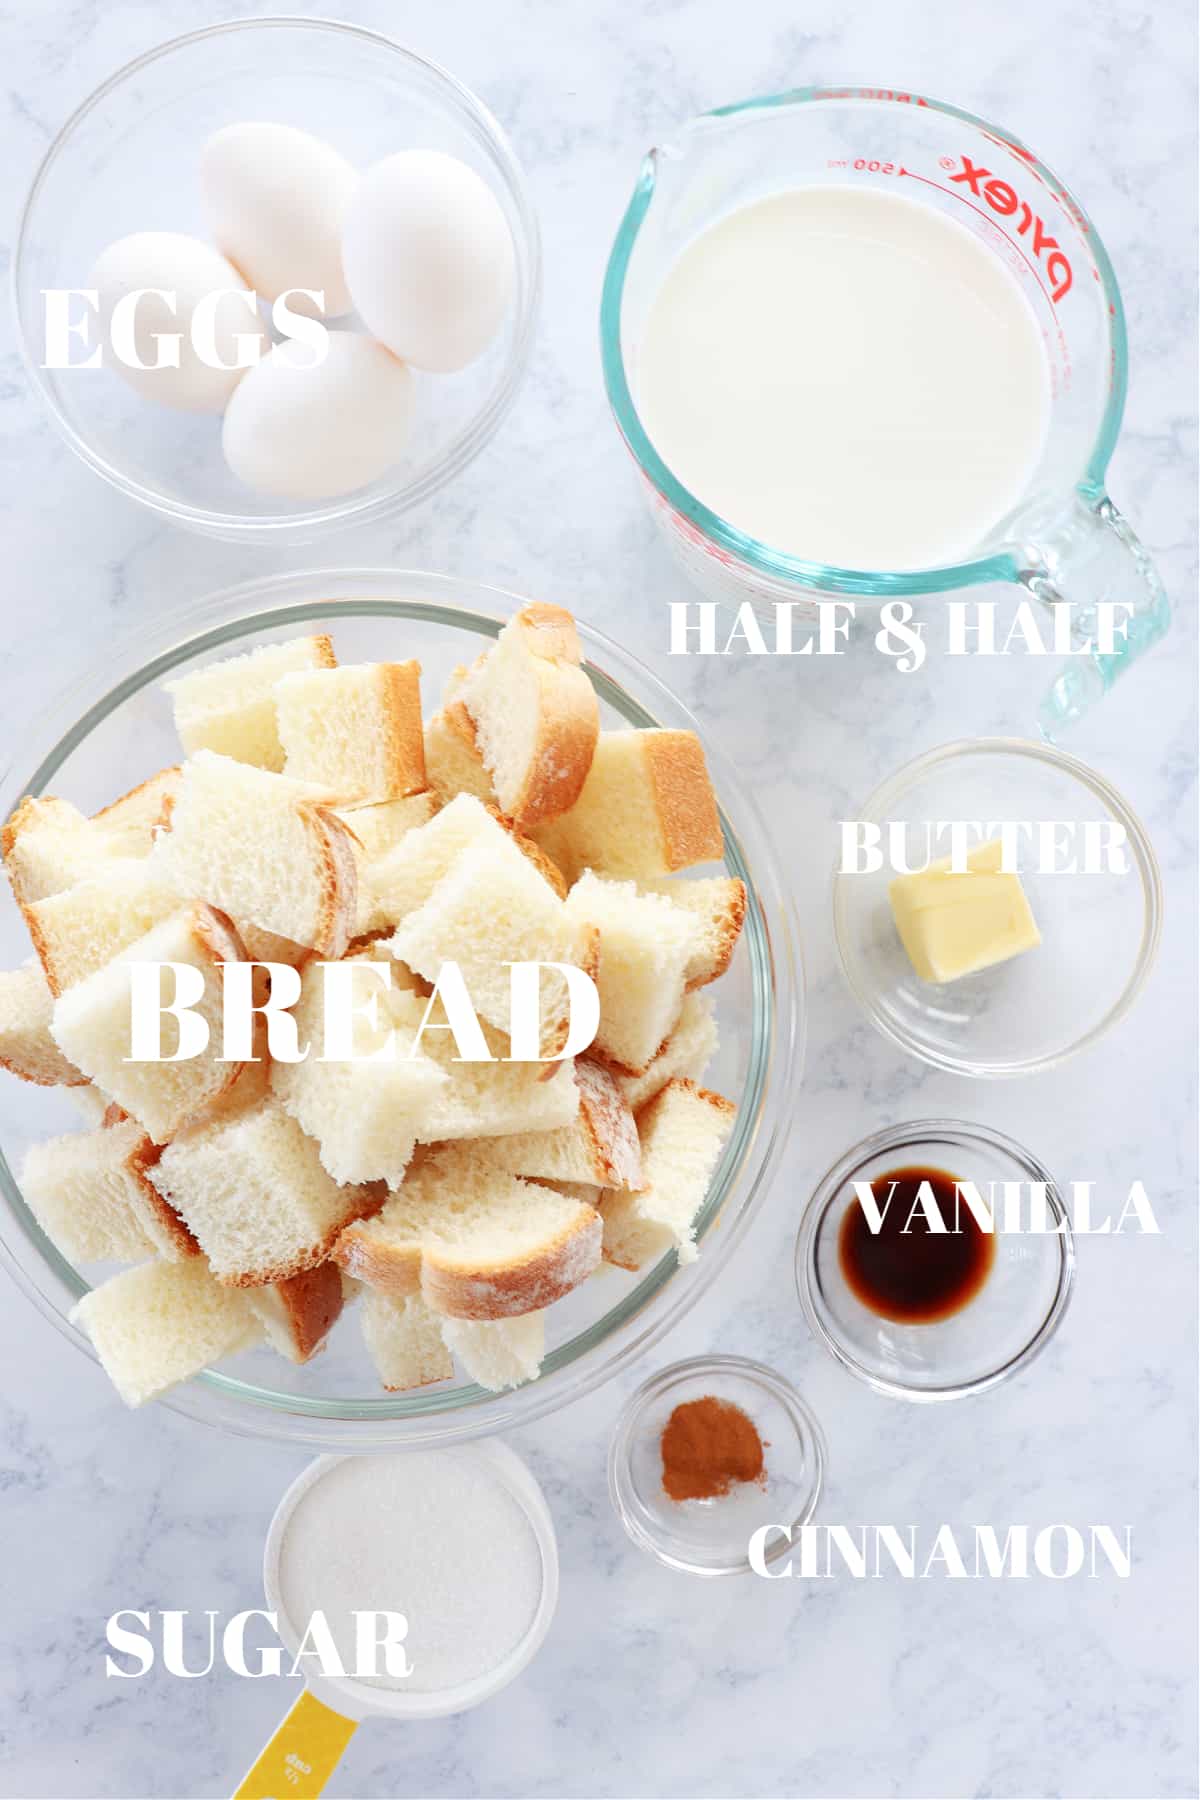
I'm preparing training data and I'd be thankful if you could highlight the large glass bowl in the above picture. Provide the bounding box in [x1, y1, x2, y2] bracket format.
[0, 571, 802, 1447]
[12, 19, 540, 543]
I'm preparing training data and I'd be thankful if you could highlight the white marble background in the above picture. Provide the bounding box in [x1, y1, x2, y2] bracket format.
[1, 1, 1196, 1796]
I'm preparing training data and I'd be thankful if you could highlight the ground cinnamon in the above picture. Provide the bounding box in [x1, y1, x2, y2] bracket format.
[660, 1395, 766, 1501]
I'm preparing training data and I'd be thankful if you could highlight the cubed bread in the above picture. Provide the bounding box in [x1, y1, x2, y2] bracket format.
[366, 793, 504, 926]
[164, 634, 336, 772]
[20, 1118, 197, 1265]
[473, 1060, 642, 1188]
[3, 796, 124, 906]
[599, 1080, 735, 1270]
[276, 662, 425, 801]
[614, 992, 718, 1112]
[335, 1144, 602, 1319]
[246, 1263, 344, 1363]
[338, 792, 438, 935]
[49, 905, 246, 1144]
[534, 730, 723, 882]
[441, 1312, 545, 1391]
[361, 1290, 453, 1390]
[70, 1258, 261, 1407]
[337, 793, 437, 863]
[390, 837, 596, 1060]
[149, 1097, 383, 1286]
[91, 768, 180, 856]
[391, 991, 579, 1141]
[564, 872, 699, 1074]
[423, 699, 494, 807]
[154, 752, 358, 956]
[65, 1083, 112, 1125]
[457, 604, 599, 827]
[12, 602, 747, 1409]
[0, 962, 86, 1085]
[25, 859, 182, 995]
[367, 793, 565, 932]
[641, 877, 747, 988]
[270, 957, 446, 1186]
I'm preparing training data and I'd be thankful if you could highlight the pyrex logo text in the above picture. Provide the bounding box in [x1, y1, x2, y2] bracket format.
[949, 156, 1073, 302]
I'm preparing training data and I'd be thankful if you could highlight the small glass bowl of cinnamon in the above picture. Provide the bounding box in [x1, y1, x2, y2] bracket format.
[607, 1356, 826, 1577]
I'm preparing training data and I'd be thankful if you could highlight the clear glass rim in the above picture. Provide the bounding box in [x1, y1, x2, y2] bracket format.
[599, 84, 1128, 596]
[11, 16, 542, 540]
[606, 1353, 827, 1576]
[831, 735, 1162, 1077]
[0, 569, 804, 1447]
[794, 1118, 1077, 1402]
[262, 1442, 560, 1718]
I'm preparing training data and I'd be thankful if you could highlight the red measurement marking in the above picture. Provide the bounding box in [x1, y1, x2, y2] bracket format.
[898, 167, 1055, 304]
[982, 129, 1037, 165]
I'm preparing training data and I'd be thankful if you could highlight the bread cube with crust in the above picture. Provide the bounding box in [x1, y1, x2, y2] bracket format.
[164, 634, 336, 772]
[361, 1290, 453, 1390]
[26, 861, 184, 995]
[337, 793, 437, 864]
[337, 792, 438, 935]
[472, 1060, 642, 1189]
[49, 905, 246, 1144]
[270, 956, 446, 1186]
[564, 872, 699, 1075]
[440, 1312, 545, 1391]
[389, 990, 579, 1142]
[70, 1258, 261, 1406]
[277, 662, 426, 802]
[2, 796, 123, 905]
[153, 752, 358, 957]
[335, 1144, 602, 1319]
[599, 1079, 735, 1270]
[91, 768, 180, 857]
[390, 836, 596, 1060]
[534, 729, 723, 883]
[614, 992, 718, 1112]
[148, 1096, 384, 1286]
[246, 1263, 345, 1363]
[457, 604, 599, 827]
[20, 1118, 197, 1265]
[0, 962, 86, 1086]
[640, 877, 747, 989]
[423, 694, 495, 808]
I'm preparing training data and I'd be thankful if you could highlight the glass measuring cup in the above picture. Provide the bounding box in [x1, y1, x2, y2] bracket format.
[601, 86, 1170, 739]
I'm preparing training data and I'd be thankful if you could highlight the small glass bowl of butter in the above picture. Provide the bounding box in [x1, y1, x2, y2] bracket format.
[833, 738, 1161, 1077]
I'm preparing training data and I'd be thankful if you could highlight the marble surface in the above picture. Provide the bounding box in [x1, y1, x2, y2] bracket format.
[1, 2, 1196, 1796]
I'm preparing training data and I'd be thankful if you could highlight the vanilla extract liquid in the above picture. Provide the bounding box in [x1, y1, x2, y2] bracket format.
[838, 1165, 997, 1324]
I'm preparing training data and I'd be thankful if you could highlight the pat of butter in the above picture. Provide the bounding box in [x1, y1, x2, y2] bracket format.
[888, 837, 1041, 984]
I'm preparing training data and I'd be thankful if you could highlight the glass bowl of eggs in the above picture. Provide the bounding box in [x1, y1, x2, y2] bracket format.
[0, 569, 802, 1447]
[12, 19, 540, 542]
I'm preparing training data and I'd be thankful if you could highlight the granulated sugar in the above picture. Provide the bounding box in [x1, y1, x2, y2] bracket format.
[277, 1450, 544, 1693]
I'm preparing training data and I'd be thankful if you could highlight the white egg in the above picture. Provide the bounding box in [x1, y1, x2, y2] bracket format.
[201, 122, 356, 319]
[341, 149, 515, 372]
[221, 332, 414, 501]
[89, 232, 263, 413]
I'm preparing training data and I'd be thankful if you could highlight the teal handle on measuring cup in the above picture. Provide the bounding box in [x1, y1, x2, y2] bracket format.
[1022, 492, 1171, 741]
